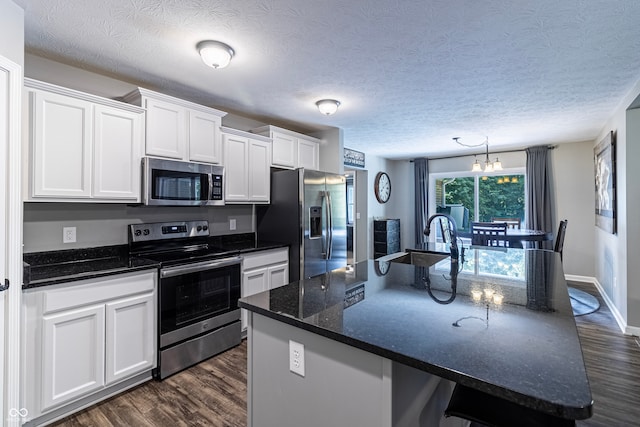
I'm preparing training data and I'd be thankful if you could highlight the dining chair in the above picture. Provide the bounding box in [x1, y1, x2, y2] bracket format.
[470, 222, 508, 247]
[554, 219, 568, 261]
[491, 217, 521, 229]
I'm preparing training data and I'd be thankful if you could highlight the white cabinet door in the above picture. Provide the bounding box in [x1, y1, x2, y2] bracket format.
[41, 304, 106, 411]
[31, 90, 92, 198]
[248, 139, 271, 203]
[268, 262, 289, 290]
[144, 97, 186, 159]
[92, 105, 142, 200]
[188, 110, 222, 164]
[105, 292, 155, 385]
[223, 133, 249, 201]
[298, 138, 319, 170]
[242, 267, 269, 331]
[271, 131, 296, 168]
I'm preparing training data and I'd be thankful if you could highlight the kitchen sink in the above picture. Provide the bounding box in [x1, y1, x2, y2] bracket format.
[385, 251, 449, 267]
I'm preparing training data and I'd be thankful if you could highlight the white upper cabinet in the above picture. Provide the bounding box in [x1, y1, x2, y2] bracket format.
[24, 79, 144, 202]
[143, 96, 186, 159]
[123, 88, 226, 164]
[189, 110, 222, 164]
[251, 125, 320, 170]
[222, 127, 271, 204]
[93, 105, 143, 199]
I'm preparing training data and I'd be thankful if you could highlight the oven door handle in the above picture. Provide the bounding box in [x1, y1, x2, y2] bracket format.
[160, 256, 242, 278]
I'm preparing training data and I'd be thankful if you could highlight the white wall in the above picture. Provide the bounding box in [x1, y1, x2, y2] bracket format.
[592, 75, 640, 333]
[0, 0, 23, 67]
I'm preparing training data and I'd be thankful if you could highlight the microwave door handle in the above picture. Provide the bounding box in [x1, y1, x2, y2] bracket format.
[326, 191, 333, 259]
[207, 173, 214, 201]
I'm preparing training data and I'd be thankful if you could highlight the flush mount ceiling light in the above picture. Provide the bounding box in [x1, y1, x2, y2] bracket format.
[197, 40, 235, 69]
[316, 99, 341, 115]
[453, 137, 504, 173]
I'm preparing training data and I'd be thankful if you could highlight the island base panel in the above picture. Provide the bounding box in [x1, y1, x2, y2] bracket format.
[247, 313, 464, 427]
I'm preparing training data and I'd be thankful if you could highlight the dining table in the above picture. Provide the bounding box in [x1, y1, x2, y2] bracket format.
[459, 228, 553, 248]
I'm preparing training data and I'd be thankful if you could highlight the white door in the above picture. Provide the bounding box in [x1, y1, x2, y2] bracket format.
[42, 305, 106, 411]
[30, 90, 92, 198]
[1, 54, 22, 426]
[248, 139, 270, 202]
[105, 293, 155, 385]
[144, 97, 186, 159]
[93, 105, 142, 200]
[188, 110, 221, 164]
[223, 133, 249, 201]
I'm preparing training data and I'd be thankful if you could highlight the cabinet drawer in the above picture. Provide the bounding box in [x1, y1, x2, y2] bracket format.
[243, 248, 288, 270]
[43, 271, 156, 314]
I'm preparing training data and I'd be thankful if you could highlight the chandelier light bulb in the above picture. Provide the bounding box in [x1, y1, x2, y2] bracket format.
[493, 157, 503, 171]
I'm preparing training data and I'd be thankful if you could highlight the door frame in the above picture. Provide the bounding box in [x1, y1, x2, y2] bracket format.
[1, 54, 23, 427]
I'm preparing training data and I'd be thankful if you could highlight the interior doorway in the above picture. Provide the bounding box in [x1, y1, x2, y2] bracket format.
[345, 169, 368, 264]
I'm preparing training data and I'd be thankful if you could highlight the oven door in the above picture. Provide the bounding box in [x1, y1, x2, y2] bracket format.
[159, 256, 241, 348]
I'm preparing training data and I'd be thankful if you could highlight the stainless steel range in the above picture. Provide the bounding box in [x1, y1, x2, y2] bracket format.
[129, 220, 242, 379]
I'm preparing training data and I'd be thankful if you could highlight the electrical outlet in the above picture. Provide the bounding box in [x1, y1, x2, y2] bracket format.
[63, 227, 76, 243]
[289, 340, 305, 377]
[229, 218, 237, 231]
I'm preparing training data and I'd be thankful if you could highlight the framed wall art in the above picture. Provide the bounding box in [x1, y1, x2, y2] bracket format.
[594, 131, 616, 234]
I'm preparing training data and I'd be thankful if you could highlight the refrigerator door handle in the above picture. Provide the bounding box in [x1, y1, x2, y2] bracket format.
[326, 190, 334, 259]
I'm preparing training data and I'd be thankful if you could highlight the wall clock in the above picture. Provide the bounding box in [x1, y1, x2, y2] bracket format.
[374, 172, 391, 203]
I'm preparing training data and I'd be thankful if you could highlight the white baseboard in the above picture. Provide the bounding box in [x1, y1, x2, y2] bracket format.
[564, 274, 632, 336]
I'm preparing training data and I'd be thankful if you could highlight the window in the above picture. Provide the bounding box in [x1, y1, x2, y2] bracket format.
[431, 171, 526, 236]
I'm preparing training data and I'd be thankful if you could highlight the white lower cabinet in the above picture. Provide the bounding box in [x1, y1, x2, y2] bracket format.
[22, 270, 157, 424]
[42, 304, 106, 411]
[105, 293, 155, 385]
[241, 248, 289, 331]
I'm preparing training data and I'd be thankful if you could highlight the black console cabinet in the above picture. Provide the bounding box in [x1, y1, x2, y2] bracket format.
[373, 219, 400, 259]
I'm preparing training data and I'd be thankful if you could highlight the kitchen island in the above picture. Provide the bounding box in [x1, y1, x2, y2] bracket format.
[239, 247, 593, 426]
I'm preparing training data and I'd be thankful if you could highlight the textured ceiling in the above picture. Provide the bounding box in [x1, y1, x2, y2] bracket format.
[15, 0, 640, 159]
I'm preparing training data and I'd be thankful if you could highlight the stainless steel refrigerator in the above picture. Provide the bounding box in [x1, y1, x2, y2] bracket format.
[257, 168, 347, 282]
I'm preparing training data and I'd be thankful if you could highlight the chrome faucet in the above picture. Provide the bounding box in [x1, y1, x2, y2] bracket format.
[424, 213, 459, 261]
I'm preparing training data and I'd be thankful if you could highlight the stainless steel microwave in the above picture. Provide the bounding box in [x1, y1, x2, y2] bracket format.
[142, 157, 224, 206]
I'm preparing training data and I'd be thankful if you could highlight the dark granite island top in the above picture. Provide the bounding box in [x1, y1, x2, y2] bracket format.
[239, 247, 593, 423]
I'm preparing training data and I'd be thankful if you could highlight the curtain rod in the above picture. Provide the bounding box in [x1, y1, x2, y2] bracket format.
[413, 145, 555, 162]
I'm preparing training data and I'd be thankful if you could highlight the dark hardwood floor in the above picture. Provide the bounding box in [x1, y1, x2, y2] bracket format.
[50, 281, 640, 427]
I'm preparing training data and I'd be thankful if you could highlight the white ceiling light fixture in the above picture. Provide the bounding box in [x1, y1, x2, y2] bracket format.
[197, 40, 235, 69]
[453, 137, 503, 173]
[316, 99, 341, 115]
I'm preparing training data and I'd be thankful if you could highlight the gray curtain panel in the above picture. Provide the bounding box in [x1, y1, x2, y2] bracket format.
[414, 158, 428, 246]
[525, 146, 554, 249]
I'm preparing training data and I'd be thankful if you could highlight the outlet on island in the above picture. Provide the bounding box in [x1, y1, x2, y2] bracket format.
[229, 218, 237, 231]
[63, 226, 76, 243]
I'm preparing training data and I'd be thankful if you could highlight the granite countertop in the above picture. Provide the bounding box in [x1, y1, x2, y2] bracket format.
[23, 234, 288, 289]
[23, 245, 160, 289]
[239, 247, 593, 421]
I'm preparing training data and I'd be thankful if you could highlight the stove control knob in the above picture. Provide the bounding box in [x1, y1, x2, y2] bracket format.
[197, 225, 203, 232]
[203, 225, 208, 231]
[134, 230, 142, 236]
[143, 229, 150, 236]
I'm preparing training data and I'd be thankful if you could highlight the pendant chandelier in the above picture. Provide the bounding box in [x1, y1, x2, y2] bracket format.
[454, 137, 503, 173]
